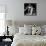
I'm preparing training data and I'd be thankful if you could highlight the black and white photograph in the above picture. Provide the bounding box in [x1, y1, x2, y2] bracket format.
[24, 3, 37, 16]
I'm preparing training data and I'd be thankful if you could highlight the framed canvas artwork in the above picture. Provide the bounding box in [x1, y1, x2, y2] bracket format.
[24, 3, 37, 16]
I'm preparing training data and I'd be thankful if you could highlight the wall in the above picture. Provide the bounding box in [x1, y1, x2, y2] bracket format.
[0, 0, 46, 22]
